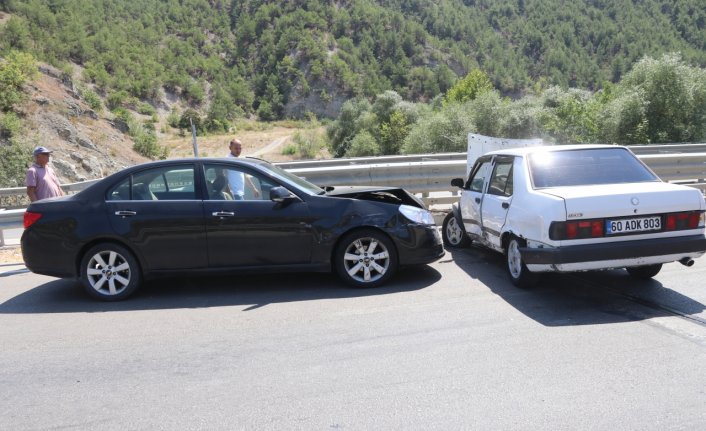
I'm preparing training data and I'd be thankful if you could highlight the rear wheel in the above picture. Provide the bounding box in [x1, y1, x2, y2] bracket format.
[506, 237, 539, 288]
[626, 264, 662, 279]
[334, 229, 397, 288]
[80, 243, 141, 301]
[442, 212, 470, 248]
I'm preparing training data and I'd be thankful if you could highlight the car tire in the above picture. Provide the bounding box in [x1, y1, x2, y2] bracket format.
[442, 212, 471, 248]
[334, 229, 398, 288]
[626, 264, 662, 279]
[80, 243, 141, 301]
[505, 237, 539, 288]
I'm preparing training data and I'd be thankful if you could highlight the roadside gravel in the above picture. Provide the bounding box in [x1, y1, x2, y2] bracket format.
[0, 247, 22, 265]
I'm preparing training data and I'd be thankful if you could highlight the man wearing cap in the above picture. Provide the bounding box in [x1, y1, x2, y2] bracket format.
[25, 146, 65, 202]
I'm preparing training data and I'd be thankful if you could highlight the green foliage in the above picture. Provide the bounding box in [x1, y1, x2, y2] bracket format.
[613, 53, 706, 143]
[81, 88, 103, 112]
[346, 131, 380, 157]
[137, 102, 156, 116]
[4, 0, 706, 122]
[538, 87, 601, 144]
[0, 140, 30, 188]
[445, 69, 494, 105]
[281, 144, 297, 156]
[118, 109, 168, 159]
[178, 108, 204, 133]
[402, 103, 474, 154]
[326, 97, 373, 157]
[599, 89, 650, 145]
[0, 111, 22, 139]
[291, 129, 325, 159]
[132, 130, 168, 160]
[0, 50, 38, 111]
[379, 110, 410, 155]
[167, 110, 181, 128]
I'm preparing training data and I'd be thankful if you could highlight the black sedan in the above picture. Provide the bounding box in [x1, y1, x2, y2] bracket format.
[21, 158, 444, 300]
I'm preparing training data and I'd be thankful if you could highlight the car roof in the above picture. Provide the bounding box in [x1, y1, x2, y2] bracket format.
[118, 156, 273, 172]
[484, 144, 626, 157]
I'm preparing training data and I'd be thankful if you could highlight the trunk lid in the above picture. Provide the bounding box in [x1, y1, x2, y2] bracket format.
[539, 182, 704, 219]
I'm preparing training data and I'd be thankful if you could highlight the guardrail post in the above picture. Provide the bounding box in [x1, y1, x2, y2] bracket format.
[0, 229, 5, 247]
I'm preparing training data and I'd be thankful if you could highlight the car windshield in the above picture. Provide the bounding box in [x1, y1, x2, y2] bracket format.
[528, 148, 659, 188]
[256, 161, 325, 195]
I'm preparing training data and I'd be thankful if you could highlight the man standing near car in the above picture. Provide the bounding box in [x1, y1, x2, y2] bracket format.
[226, 138, 260, 199]
[25, 146, 65, 202]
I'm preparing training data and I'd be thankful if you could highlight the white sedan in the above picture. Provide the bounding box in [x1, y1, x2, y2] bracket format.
[443, 145, 706, 287]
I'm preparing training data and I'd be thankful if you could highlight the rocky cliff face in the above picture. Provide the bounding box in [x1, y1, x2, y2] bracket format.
[0, 65, 149, 208]
[22, 65, 149, 185]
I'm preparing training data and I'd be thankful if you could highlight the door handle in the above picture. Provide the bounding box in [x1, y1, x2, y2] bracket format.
[502, 202, 510, 209]
[114, 210, 137, 217]
[212, 211, 235, 217]
[475, 197, 481, 203]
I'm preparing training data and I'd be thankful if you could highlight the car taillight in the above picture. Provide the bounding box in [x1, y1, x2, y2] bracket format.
[665, 211, 704, 231]
[550, 219, 604, 240]
[23, 211, 42, 229]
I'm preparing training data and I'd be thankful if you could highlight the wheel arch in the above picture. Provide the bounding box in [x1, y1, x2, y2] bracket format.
[75, 238, 145, 277]
[329, 225, 399, 271]
[501, 231, 523, 253]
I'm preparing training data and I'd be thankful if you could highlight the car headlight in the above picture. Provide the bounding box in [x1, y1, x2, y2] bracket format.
[399, 205, 435, 225]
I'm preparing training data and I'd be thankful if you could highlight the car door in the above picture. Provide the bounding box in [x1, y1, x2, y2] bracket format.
[105, 163, 208, 271]
[480, 156, 514, 249]
[459, 156, 493, 238]
[202, 163, 315, 268]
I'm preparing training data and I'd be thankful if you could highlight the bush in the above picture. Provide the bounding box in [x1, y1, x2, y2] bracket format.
[0, 50, 38, 111]
[0, 141, 30, 187]
[281, 144, 296, 156]
[402, 103, 474, 154]
[0, 111, 22, 139]
[167, 110, 181, 128]
[81, 88, 103, 112]
[137, 102, 156, 116]
[291, 129, 325, 159]
[346, 131, 380, 157]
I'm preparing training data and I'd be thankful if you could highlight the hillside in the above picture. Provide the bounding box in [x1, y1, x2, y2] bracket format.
[1, 0, 704, 123]
[2, 0, 706, 190]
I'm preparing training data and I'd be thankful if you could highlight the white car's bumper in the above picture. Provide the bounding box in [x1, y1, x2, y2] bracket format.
[521, 234, 706, 272]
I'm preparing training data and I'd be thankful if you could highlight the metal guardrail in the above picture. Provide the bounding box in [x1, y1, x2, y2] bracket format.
[2, 147, 706, 247]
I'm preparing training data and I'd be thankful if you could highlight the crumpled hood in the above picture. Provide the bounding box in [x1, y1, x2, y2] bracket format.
[323, 185, 426, 208]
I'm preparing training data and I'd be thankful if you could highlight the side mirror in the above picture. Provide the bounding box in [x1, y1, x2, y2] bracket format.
[450, 178, 464, 188]
[270, 186, 300, 203]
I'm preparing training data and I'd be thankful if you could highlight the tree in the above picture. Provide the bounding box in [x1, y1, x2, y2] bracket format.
[0, 50, 38, 111]
[445, 69, 494, 105]
[379, 110, 410, 155]
[614, 53, 706, 143]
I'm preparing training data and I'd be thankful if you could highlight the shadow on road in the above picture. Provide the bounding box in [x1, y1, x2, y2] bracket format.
[0, 265, 441, 314]
[445, 245, 705, 327]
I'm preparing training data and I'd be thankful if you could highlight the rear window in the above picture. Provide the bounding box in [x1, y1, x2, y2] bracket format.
[528, 148, 659, 188]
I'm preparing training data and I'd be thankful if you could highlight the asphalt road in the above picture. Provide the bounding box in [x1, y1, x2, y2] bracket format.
[1, 246, 705, 430]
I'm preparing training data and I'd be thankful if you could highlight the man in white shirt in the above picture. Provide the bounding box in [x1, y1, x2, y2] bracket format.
[227, 139, 260, 199]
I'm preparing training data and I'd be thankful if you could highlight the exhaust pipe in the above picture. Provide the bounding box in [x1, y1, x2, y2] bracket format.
[679, 257, 695, 267]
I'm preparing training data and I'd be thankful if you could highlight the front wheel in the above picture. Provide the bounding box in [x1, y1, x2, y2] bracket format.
[80, 243, 141, 301]
[442, 212, 470, 248]
[506, 237, 539, 288]
[626, 264, 662, 279]
[334, 229, 398, 288]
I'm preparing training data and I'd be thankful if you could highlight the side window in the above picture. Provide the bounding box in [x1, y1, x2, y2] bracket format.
[467, 161, 492, 193]
[106, 165, 196, 201]
[487, 160, 514, 197]
[204, 164, 279, 201]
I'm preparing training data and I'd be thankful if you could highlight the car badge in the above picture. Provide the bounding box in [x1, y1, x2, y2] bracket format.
[630, 197, 640, 206]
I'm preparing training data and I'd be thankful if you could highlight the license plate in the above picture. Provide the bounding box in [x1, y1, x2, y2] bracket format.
[606, 216, 661, 235]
